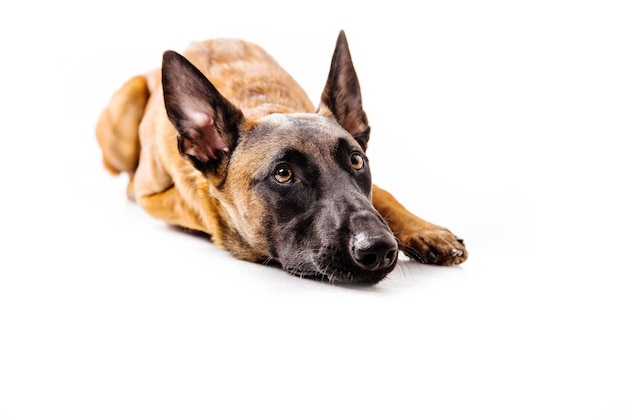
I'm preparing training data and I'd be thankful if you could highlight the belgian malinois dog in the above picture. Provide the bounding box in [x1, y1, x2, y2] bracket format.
[96, 31, 467, 285]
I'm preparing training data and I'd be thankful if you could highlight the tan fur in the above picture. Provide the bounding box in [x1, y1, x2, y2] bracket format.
[371, 185, 466, 265]
[96, 37, 468, 268]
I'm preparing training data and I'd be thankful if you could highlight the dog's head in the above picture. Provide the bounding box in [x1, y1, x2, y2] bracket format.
[161, 31, 398, 285]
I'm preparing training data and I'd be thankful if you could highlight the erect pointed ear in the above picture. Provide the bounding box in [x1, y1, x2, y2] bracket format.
[162, 50, 245, 174]
[318, 30, 371, 151]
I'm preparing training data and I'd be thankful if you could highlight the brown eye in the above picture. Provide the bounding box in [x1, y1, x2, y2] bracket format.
[274, 164, 294, 183]
[350, 152, 365, 171]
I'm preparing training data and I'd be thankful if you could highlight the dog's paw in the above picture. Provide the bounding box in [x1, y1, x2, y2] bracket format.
[398, 226, 468, 266]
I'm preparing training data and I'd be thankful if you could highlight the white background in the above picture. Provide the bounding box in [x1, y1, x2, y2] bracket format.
[1, 1, 625, 416]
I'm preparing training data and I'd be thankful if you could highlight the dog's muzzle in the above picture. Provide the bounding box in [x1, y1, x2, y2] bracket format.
[307, 224, 398, 286]
[281, 198, 399, 285]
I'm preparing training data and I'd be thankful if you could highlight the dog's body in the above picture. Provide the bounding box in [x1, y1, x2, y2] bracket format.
[96, 31, 467, 285]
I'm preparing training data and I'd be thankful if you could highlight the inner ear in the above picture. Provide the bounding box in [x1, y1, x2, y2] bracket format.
[318, 30, 371, 151]
[162, 50, 245, 173]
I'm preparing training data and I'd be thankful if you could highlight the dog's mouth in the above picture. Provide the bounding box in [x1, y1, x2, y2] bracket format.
[285, 266, 390, 286]
[282, 246, 397, 286]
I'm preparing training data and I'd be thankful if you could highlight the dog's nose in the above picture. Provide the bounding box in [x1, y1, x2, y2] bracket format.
[350, 232, 398, 271]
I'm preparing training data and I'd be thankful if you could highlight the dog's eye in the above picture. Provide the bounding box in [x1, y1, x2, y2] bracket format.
[273, 164, 294, 183]
[350, 152, 365, 171]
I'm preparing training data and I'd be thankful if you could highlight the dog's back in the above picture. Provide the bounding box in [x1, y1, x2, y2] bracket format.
[182, 39, 314, 119]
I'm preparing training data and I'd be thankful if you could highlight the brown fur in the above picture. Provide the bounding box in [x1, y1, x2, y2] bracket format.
[96, 32, 467, 284]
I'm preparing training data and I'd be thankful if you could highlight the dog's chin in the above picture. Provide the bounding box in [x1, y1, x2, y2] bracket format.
[284, 264, 392, 286]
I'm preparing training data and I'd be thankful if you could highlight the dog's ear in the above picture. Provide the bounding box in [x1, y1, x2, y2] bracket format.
[162, 50, 245, 174]
[318, 30, 371, 151]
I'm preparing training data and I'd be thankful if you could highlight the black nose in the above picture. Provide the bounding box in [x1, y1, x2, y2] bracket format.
[351, 233, 398, 271]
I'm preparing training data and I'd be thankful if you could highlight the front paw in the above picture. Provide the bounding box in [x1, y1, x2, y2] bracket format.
[398, 226, 468, 266]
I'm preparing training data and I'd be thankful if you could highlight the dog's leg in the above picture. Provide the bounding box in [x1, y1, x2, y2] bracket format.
[95, 75, 150, 200]
[372, 185, 468, 265]
[136, 186, 206, 233]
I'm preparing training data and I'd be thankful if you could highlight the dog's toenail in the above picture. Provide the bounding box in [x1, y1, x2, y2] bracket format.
[451, 248, 463, 257]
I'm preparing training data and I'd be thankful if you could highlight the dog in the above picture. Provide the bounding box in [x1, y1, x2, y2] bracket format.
[95, 31, 467, 285]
